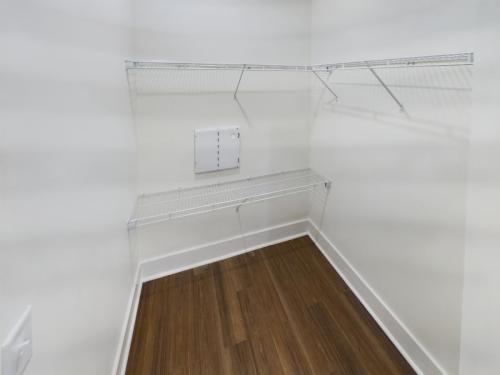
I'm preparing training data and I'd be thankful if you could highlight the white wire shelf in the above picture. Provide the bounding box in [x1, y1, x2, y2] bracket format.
[313, 53, 474, 71]
[126, 61, 312, 72]
[125, 53, 473, 72]
[125, 53, 474, 112]
[128, 169, 331, 228]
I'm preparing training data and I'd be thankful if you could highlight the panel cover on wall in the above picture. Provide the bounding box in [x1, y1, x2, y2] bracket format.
[194, 127, 240, 173]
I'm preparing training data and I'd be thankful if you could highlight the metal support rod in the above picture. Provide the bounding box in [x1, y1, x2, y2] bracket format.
[234, 96, 253, 127]
[369, 68, 405, 112]
[312, 71, 338, 101]
[234, 66, 246, 99]
[312, 70, 333, 119]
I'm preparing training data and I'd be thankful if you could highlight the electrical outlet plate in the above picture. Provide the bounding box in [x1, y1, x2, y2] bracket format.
[1, 306, 32, 375]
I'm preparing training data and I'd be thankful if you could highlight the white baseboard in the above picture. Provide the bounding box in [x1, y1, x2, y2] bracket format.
[139, 219, 309, 282]
[306, 220, 445, 375]
[112, 267, 142, 375]
[114, 218, 444, 375]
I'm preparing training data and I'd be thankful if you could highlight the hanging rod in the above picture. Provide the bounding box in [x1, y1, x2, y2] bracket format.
[125, 53, 473, 72]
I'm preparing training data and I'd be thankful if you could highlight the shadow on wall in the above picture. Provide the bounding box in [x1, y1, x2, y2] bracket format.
[312, 65, 472, 142]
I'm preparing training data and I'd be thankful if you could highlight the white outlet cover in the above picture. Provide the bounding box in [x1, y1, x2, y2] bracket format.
[1, 306, 32, 375]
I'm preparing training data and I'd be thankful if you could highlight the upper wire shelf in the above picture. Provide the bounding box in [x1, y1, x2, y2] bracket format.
[125, 53, 474, 112]
[313, 53, 474, 71]
[126, 61, 312, 72]
[125, 53, 473, 72]
[128, 169, 331, 228]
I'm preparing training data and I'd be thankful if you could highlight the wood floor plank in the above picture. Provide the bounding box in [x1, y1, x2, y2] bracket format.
[308, 302, 366, 375]
[126, 236, 416, 375]
[247, 335, 286, 375]
[213, 260, 249, 346]
[230, 341, 258, 375]
[269, 320, 315, 375]
[191, 265, 225, 375]
[262, 242, 336, 374]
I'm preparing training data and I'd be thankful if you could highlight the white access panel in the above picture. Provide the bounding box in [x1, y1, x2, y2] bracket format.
[218, 127, 240, 170]
[194, 127, 240, 173]
[194, 128, 219, 173]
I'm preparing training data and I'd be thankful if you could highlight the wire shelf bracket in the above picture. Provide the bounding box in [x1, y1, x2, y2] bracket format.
[369, 68, 405, 113]
[312, 71, 338, 101]
[234, 65, 246, 100]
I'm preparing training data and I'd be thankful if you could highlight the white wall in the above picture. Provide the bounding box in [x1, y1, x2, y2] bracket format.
[309, 1, 475, 373]
[0, 1, 136, 374]
[133, 74, 311, 194]
[131, 0, 310, 64]
[130, 0, 313, 260]
[459, 1, 500, 374]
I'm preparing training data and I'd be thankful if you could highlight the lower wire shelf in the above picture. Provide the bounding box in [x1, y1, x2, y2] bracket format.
[128, 169, 331, 228]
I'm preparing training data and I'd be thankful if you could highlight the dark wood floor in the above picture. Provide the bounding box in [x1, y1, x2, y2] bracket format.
[126, 236, 415, 375]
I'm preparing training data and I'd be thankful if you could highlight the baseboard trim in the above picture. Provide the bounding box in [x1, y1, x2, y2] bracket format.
[139, 219, 309, 282]
[306, 220, 446, 375]
[112, 267, 142, 375]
